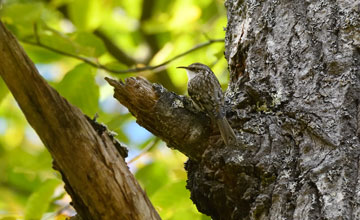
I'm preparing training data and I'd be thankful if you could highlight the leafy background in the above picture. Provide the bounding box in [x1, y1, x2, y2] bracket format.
[0, 0, 228, 219]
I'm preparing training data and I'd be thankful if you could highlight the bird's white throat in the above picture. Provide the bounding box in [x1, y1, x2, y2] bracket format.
[185, 69, 197, 81]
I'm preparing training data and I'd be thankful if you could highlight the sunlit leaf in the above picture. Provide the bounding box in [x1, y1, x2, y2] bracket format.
[170, 207, 211, 220]
[118, 0, 142, 19]
[169, 4, 202, 29]
[199, 0, 219, 22]
[3, 124, 24, 149]
[1, 2, 44, 25]
[151, 180, 206, 219]
[135, 161, 170, 196]
[39, 32, 77, 55]
[68, 0, 104, 31]
[0, 2, 45, 37]
[56, 64, 99, 116]
[38, 30, 106, 58]
[23, 44, 64, 63]
[151, 180, 188, 208]
[5, 147, 52, 193]
[71, 32, 106, 57]
[0, 186, 27, 217]
[24, 178, 61, 220]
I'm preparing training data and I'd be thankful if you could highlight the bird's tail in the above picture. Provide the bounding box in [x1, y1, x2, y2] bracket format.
[216, 117, 237, 146]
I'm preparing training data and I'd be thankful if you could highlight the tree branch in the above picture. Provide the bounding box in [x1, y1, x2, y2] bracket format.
[105, 76, 213, 161]
[0, 21, 160, 220]
[22, 26, 224, 74]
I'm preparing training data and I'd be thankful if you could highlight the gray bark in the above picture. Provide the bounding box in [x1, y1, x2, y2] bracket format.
[103, 0, 360, 219]
[185, 0, 360, 219]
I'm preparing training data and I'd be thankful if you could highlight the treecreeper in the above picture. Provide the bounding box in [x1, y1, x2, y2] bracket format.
[177, 63, 237, 146]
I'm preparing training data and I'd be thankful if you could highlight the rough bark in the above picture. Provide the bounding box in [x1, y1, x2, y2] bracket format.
[0, 22, 160, 220]
[107, 0, 360, 219]
[218, 0, 359, 219]
[105, 77, 212, 161]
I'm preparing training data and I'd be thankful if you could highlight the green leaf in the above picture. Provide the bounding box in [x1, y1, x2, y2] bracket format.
[56, 64, 99, 116]
[24, 178, 61, 220]
[39, 32, 77, 56]
[0, 78, 9, 104]
[151, 180, 206, 219]
[5, 147, 53, 193]
[38, 30, 106, 58]
[23, 44, 63, 63]
[71, 32, 106, 57]
[0, 2, 45, 37]
[68, 0, 104, 31]
[151, 180, 188, 209]
[1, 2, 44, 25]
[119, 0, 142, 19]
[135, 161, 170, 196]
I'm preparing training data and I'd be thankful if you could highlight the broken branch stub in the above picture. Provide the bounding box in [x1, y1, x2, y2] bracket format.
[105, 76, 212, 160]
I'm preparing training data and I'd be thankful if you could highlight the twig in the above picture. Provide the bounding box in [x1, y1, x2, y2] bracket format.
[127, 138, 160, 164]
[23, 24, 224, 74]
[30, 23, 100, 67]
[145, 39, 224, 71]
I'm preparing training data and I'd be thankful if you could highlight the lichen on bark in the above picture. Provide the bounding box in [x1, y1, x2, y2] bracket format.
[183, 0, 360, 219]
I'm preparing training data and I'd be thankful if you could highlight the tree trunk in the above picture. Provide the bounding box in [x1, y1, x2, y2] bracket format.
[190, 0, 360, 219]
[108, 0, 360, 219]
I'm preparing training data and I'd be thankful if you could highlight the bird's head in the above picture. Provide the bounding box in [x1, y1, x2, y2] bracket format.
[177, 63, 212, 80]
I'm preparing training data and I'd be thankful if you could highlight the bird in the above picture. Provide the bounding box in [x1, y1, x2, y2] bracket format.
[177, 63, 236, 146]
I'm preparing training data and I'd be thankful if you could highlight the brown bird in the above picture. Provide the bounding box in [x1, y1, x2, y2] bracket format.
[177, 63, 236, 146]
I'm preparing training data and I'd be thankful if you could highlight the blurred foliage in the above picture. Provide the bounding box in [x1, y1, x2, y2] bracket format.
[0, 0, 227, 219]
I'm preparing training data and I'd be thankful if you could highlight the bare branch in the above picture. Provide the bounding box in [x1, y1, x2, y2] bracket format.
[22, 26, 224, 74]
